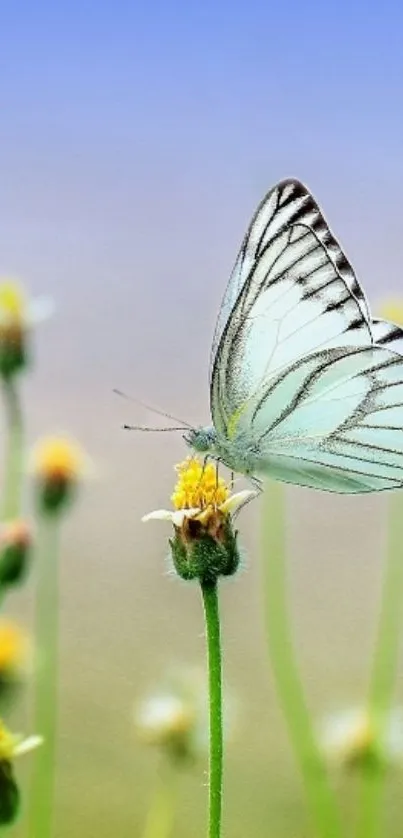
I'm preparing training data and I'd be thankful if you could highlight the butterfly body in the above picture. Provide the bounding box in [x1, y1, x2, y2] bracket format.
[191, 178, 403, 494]
[186, 425, 258, 475]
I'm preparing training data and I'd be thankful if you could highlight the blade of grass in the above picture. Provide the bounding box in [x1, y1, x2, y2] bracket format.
[355, 493, 403, 838]
[27, 513, 60, 838]
[261, 482, 342, 838]
[2, 380, 24, 521]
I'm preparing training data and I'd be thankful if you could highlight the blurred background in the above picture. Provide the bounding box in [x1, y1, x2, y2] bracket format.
[1, 1, 403, 835]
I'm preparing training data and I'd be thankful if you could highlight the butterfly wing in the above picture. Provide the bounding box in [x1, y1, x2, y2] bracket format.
[250, 346, 403, 493]
[209, 179, 403, 492]
[373, 318, 403, 355]
[210, 179, 373, 437]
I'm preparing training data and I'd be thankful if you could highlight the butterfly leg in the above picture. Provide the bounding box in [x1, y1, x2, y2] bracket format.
[196, 455, 210, 490]
[250, 475, 263, 493]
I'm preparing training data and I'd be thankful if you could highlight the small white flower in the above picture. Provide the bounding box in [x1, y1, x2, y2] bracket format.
[319, 706, 403, 768]
[136, 694, 195, 745]
[0, 279, 53, 330]
[135, 669, 207, 762]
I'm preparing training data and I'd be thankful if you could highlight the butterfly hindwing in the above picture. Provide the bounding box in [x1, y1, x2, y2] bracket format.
[252, 346, 403, 492]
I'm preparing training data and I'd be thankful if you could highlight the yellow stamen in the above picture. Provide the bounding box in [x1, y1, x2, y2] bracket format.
[171, 457, 229, 510]
[0, 281, 26, 323]
[0, 620, 28, 675]
[0, 720, 20, 762]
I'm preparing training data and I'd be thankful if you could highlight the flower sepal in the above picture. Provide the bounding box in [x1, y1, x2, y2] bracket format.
[170, 508, 240, 584]
[0, 521, 31, 589]
[0, 761, 19, 826]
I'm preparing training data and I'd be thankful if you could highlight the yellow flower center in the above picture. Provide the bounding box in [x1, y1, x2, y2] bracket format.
[31, 437, 85, 482]
[342, 714, 374, 763]
[0, 721, 19, 762]
[378, 299, 403, 327]
[0, 621, 28, 674]
[0, 281, 26, 324]
[171, 457, 229, 510]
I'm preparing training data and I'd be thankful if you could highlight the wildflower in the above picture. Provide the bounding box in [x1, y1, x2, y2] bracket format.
[0, 279, 51, 379]
[135, 668, 209, 764]
[319, 706, 403, 770]
[142, 457, 255, 583]
[0, 520, 32, 588]
[378, 298, 403, 326]
[0, 620, 29, 682]
[30, 436, 87, 514]
[0, 718, 42, 825]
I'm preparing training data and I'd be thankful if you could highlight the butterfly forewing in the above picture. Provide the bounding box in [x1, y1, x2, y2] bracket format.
[210, 179, 371, 386]
[211, 221, 371, 435]
[372, 318, 403, 355]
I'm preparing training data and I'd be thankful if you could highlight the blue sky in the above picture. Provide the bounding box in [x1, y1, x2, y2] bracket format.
[1, 0, 402, 390]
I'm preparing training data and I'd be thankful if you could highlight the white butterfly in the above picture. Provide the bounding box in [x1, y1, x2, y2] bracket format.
[186, 178, 403, 493]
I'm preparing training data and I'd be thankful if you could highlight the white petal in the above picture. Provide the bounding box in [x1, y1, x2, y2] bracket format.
[14, 735, 43, 757]
[171, 508, 201, 527]
[29, 297, 55, 324]
[220, 490, 258, 514]
[142, 509, 174, 523]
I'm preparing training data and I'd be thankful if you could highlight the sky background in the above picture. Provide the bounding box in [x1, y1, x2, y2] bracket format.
[1, 1, 403, 423]
[1, 4, 403, 837]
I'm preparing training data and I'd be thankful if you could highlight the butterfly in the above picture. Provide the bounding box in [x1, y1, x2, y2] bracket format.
[185, 178, 403, 493]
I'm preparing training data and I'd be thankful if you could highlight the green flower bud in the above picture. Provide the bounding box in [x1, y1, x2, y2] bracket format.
[170, 509, 240, 584]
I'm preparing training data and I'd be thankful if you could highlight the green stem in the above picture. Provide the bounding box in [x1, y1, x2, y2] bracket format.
[27, 513, 61, 838]
[355, 493, 403, 838]
[262, 482, 342, 838]
[200, 580, 223, 838]
[2, 379, 24, 520]
[140, 760, 177, 838]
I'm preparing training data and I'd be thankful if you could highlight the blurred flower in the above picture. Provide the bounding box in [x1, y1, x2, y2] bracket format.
[30, 436, 87, 514]
[0, 520, 32, 588]
[0, 720, 41, 763]
[143, 457, 255, 582]
[319, 706, 403, 770]
[135, 668, 210, 765]
[377, 298, 403, 326]
[0, 620, 29, 682]
[0, 718, 42, 826]
[0, 279, 51, 379]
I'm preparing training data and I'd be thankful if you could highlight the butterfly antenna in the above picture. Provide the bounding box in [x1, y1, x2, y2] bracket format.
[113, 388, 193, 430]
[122, 424, 190, 432]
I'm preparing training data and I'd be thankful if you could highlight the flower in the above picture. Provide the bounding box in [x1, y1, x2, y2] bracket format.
[0, 620, 29, 681]
[0, 718, 42, 826]
[0, 520, 32, 588]
[30, 436, 87, 514]
[0, 279, 51, 379]
[135, 668, 209, 764]
[319, 706, 403, 769]
[0, 720, 42, 763]
[143, 456, 254, 527]
[142, 457, 256, 582]
[378, 298, 403, 326]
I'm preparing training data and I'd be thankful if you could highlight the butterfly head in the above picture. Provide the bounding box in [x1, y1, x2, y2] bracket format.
[183, 426, 217, 456]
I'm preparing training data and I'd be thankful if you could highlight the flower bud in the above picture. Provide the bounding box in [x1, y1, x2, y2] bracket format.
[30, 437, 87, 515]
[0, 521, 31, 588]
[170, 508, 240, 584]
